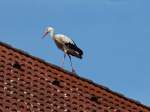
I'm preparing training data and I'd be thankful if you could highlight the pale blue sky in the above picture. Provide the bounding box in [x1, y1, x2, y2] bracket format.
[0, 0, 150, 106]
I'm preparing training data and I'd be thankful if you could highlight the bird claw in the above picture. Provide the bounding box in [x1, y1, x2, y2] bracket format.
[61, 64, 64, 69]
[72, 69, 76, 73]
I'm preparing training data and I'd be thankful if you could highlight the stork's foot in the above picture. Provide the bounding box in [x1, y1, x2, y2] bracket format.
[61, 60, 65, 68]
[61, 64, 64, 69]
[72, 68, 76, 73]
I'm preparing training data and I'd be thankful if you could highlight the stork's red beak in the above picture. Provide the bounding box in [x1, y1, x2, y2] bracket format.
[42, 31, 49, 39]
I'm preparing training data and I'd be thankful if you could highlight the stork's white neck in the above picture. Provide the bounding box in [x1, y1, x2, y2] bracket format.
[50, 29, 55, 39]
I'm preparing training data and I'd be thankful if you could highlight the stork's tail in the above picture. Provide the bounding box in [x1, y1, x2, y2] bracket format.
[76, 48, 83, 59]
[65, 42, 83, 59]
[69, 47, 83, 59]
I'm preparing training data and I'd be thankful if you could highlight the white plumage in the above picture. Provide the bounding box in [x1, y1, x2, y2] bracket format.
[42, 26, 83, 73]
[55, 34, 75, 44]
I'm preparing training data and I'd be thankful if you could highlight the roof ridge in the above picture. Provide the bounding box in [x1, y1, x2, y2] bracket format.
[0, 41, 150, 110]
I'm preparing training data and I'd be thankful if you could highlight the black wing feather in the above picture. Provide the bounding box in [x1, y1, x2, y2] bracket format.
[65, 42, 83, 58]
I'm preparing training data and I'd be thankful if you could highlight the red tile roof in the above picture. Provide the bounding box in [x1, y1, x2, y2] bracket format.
[0, 41, 150, 112]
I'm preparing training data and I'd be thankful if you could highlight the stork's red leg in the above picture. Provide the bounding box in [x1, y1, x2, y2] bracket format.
[68, 55, 76, 73]
[61, 53, 66, 68]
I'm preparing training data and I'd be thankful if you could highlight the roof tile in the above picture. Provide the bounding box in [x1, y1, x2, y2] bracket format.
[0, 41, 150, 112]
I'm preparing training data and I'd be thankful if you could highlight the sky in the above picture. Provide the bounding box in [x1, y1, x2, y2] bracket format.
[0, 0, 150, 106]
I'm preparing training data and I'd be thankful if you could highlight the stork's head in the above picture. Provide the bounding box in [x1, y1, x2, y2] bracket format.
[42, 26, 54, 38]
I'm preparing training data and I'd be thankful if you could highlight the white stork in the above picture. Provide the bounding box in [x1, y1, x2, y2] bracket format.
[42, 26, 83, 73]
